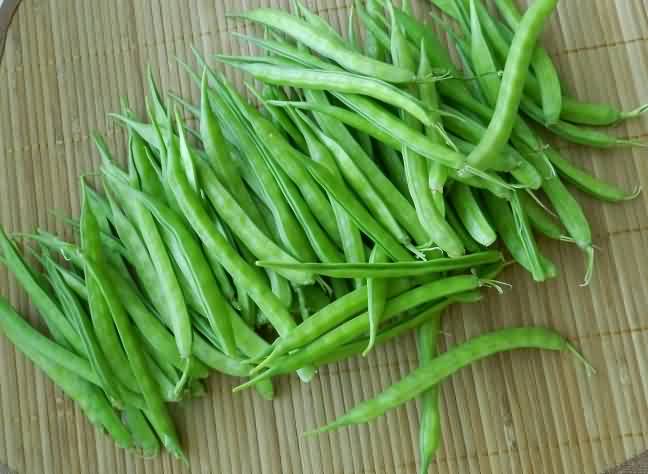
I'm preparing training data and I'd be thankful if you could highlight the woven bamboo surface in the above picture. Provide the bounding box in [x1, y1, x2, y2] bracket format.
[1, 1, 648, 473]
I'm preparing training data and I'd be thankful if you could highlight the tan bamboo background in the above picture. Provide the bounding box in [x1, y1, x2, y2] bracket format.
[1, 0, 648, 473]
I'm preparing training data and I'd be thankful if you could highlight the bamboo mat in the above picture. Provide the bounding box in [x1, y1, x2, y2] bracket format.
[1, 0, 648, 473]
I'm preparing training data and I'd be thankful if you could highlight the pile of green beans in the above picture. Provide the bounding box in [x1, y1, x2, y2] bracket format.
[0, 0, 638, 466]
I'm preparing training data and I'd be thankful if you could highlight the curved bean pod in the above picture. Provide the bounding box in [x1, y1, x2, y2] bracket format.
[279, 147, 414, 261]
[521, 96, 645, 148]
[308, 327, 585, 433]
[44, 257, 129, 406]
[545, 148, 642, 203]
[389, 7, 465, 258]
[99, 145, 193, 363]
[0, 291, 100, 386]
[312, 126, 412, 250]
[465, 0, 558, 170]
[519, 192, 566, 240]
[449, 183, 497, 247]
[483, 191, 557, 280]
[216, 72, 342, 247]
[489, 0, 562, 124]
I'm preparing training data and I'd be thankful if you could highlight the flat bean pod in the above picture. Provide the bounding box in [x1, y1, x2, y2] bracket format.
[313, 127, 413, 250]
[103, 164, 195, 362]
[80, 190, 141, 394]
[390, 8, 466, 258]
[0, 290, 100, 386]
[417, 310, 443, 474]
[261, 85, 308, 152]
[278, 148, 415, 261]
[123, 175, 306, 357]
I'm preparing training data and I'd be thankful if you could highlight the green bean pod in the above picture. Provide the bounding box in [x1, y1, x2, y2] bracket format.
[445, 204, 484, 253]
[0, 298, 133, 448]
[488, 0, 562, 124]
[99, 148, 193, 364]
[521, 97, 644, 148]
[252, 279, 414, 370]
[417, 310, 443, 474]
[80, 188, 140, 394]
[256, 251, 503, 278]
[309, 327, 584, 433]
[515, 140, 595, 283]
[261, 85, 308, 152]
[0, 229, 85, 355]
[277, 147, 414, 261]
[0, 287, 99, 386]
[311, 291, 483, 368]
[123, 407, 160, 456]
[313, 127, 413, 250]
[194, 157, 313, 285]
[83, 258, 185, 460]
[365, 245, 389, 355]
[483, 192, 557, 280]
[545, 148, 641, 203]
[123, 171, 315, 379]
[241, 275, 485, 389]
[233, 8, 415, 83]
[291, 107, 367, 288]
[216, 73, 342, 247]
[465, 0, 558, 170]
[44, 256, 131, 406]
[177, 59, 319, 263]
[222, 61, 435, 126]
[288, 93, 430, 244]
[449, 184, 497, 247]
[519, 192, 566, 240]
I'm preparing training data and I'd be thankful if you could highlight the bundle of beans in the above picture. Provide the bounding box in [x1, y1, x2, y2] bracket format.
[0, 0, 639, 468]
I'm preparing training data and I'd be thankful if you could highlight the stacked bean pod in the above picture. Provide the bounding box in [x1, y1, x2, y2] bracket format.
[0, 0, 640, 467]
